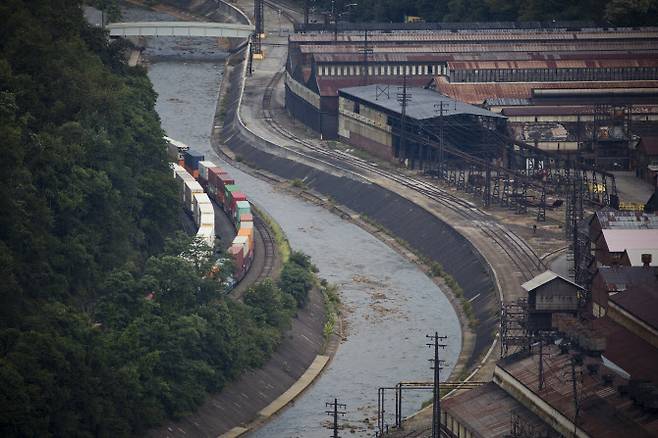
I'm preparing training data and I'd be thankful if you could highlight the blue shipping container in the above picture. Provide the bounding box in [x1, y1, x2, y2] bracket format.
[184, 149, 205, 170]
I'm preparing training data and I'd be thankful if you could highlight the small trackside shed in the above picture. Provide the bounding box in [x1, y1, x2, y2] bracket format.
[521, 270, 584, 331]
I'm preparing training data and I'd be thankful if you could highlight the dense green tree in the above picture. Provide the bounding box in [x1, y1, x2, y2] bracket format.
[244, 279, 296, 329]
[605, 0, 658, 25]
[278, 254, 316, 307]
[303, 0, 658, 25]
[0, 1, 321, 436]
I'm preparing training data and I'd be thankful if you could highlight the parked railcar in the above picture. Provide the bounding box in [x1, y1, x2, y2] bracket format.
[167, 141, 257, 287]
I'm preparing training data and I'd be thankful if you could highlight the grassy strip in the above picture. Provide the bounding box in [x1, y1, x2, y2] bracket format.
[218, 92, 229, 120]
[291, 178, 308, 189]
[360, 215, 479, 330]
[251, 204, 291, 263]
[319, 279, 341, 353]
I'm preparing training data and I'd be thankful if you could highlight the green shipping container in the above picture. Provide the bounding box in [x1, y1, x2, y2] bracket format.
[224, 184, 238, 211]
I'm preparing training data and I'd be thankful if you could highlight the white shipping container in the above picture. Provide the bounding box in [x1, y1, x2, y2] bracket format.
[193, 193, 213, 225]
[199, 211, 214, 227]
[175, 167, 195, 190]
[196, 224, 215, 247]
[184, 180, 203, 213]
[174, 172, 188, 199]
[198, 160, 217, 183]
[197, 203, 214, 222]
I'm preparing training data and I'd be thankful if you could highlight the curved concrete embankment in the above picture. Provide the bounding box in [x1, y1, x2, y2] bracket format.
[219, 47, 496, 370]
[138, 2, 337, 437]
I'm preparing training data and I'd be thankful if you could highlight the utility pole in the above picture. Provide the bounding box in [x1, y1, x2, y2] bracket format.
[331, 1, 358, 43]
[426, 332, 447, 438]
[325, 398, 346, 438]
[538, 338, 545, 390]
[253, 0, 264, 57]
[359, 28, 372, 86]
[434, 101, 446, 178]
[396, 74, 411, 166]
[332, 0, 338, 42]
[304, 0, 310, 26]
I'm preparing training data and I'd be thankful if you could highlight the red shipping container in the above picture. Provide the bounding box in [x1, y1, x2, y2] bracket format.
[240, 213, 253, 223]
[231, 192, 247, 212]
[219, 175, 235, 189]
[206, 167, 221, 193]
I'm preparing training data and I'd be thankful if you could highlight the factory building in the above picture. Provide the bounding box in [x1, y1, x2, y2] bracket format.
[286, 25, 658, 169]
[336, 85, 505, 168]
[441, 267, 658, 437]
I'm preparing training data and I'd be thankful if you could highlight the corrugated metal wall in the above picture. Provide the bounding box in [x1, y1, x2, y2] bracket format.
[285, 85, 338, 139]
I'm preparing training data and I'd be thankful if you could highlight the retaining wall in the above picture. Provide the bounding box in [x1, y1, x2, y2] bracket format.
[221, 51, 498, 368]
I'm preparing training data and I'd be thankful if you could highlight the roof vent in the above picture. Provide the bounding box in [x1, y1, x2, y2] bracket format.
[642, 253, 652, 267]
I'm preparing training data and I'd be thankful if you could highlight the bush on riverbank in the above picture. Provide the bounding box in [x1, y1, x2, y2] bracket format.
[278, 251, 317, 307]
[320, 280, 341, 351]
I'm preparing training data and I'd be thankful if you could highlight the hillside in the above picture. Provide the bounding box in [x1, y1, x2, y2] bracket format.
[306, 0, 658, 26]
[0, 1, 313, 436]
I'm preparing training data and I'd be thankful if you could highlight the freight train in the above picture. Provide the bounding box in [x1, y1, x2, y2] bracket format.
[167, 137, 255, 283]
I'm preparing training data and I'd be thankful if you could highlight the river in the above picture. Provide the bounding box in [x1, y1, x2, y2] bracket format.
[115, 4, 462, 437]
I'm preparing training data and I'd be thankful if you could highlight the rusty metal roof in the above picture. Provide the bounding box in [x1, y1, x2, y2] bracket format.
[433, 77, 658, 104]
[291, 30, 658, 44]
[442, 382, 555, 438]
[298, 41, 658, 54]
[592, 316, 658, 384]
[596, 265, 658, 291]
[448, 59, 658, 70]
[313, 52, 445, 63]
[499, 345, 658, 437]
[502, 106, 595, 116]
[603, 268, 658, 329]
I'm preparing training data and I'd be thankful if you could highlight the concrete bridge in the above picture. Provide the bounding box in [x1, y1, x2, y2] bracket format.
[106, 21, 254, 38]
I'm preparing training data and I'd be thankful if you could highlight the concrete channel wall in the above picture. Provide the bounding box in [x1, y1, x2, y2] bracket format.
[220, 50, 498, 369]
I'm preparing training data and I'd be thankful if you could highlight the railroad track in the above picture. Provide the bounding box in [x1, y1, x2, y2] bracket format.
[261, 68, 542, 282]
[257, 3, 543, 282]
[262, 0, 301, 23]
[254, 213, 276, 281]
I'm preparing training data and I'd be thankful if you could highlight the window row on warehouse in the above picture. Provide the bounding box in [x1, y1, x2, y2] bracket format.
[316, 63, 447, 77]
